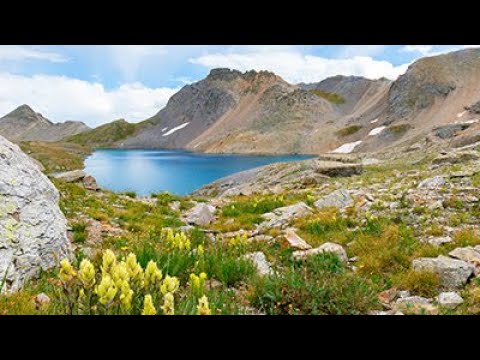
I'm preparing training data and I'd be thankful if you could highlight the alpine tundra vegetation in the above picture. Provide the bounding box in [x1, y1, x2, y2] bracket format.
[2, 46, 480, 315]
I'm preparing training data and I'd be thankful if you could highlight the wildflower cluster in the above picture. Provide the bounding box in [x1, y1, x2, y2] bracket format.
[161, 228, 191, 251]
[228, 233, 248, 247]
[53, 249, 199, 315]
[189, 272, 207, 297]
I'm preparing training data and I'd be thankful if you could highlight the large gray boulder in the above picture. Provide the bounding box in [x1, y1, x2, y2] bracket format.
[412, 255, 474, 290]
[314, 189, 353, 209]
[184, 203, 216, 226]
[0, 135, 71, 292]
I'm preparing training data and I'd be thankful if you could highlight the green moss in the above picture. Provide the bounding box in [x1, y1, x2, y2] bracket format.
[336, 125, 362, 137]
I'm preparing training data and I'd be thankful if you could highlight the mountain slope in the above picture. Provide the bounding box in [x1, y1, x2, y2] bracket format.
[0, 105, 90, 142]
[66, 118, 155, 148]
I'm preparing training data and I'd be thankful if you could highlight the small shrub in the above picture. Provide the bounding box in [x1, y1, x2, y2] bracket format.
[71, 222, 88, 244]
[393, 270, 441, 298]
[124, 191, 137, 199]
[309, 89, 346, 104]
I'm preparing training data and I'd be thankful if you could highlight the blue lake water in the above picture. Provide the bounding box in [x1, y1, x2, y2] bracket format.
[85, 149, 314, 196]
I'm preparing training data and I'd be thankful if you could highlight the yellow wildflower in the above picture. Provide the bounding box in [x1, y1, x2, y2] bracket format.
[144, 260, 162, 288]
[196, 295, 211, 315]
[119, 281, 133, 311]
[101, 249, 117, 276]
[79, 259, 96, 288]
[160, 275, 179, 295]
[161, 292, 175, 315]
[197, 244, 204, 256]
[126, 253, 144, 288]
[189, 272, 207, 297]
[120, 246, 129, 251]
[59, 258, 76, 282]
[111, 261, 130, 289]
[142, 294, 156, 315]
[96, 274, 117, 305]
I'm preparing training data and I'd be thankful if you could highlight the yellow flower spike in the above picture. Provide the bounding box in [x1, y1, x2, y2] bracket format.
[126, 253, 144, 288]
[79, 259, 96, 288]
[101, 249, 117, 276]
[144, 260, 163, 288]
[161, 292, 175, 315]
[111, 261, 130, 289]
[119, 280, 133, 311]
[196, 295, 211, 315]
[59, 258, 76, 282]
[96, 274, 117, 305]
[161, 275, 179, 295]
[142, 294, 156, 315]
[197, 245, 204, 256]
[199, 272, 207, 281]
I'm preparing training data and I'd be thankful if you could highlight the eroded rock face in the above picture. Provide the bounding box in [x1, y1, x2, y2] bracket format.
[0, 135, 71, 292]
[314, 189, 353, 209]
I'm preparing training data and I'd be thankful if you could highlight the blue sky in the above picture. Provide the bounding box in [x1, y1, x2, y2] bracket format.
[0, 45, 475, 127]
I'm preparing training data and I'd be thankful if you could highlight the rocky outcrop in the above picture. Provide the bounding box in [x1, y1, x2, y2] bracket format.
[0, 135, 72, 292]
[183, 203, 216, 226]
[52, 170, 86, 183]
[243, 252, 273, 276]
[0, 105, 89, 143]
[314, 189, 353, 209]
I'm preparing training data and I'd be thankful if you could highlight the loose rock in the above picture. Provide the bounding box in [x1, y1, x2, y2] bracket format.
[412, 255, 474, 289]
[293, 242, 348, 262]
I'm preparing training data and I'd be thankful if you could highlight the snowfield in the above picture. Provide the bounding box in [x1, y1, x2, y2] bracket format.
[162, 122, 190, 136]
[368, 126, 386, 136]
[330, 140, 363, 154]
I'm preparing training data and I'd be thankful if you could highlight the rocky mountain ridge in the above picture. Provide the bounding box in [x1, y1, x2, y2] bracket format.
[0, 104, 90, 143]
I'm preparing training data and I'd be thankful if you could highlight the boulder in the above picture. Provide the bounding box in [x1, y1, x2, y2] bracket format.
[449, 247, 480, 275]
[412, 255, 474, 289]
[282, 229, 312, 250]
[314, 189, 353, 209]
[52, 169, 86, 183]
[243, 252, 273, 276]
[427, 236, 453, 247]
[393, 296, 438, 315]
[437, 292, 463, 309]
[293, 242, 348, 262]
[184, 203, 216, 226]
[0, 135, 72, 292]
[378, 288, 398, 305]
[259, 202, 313, 229]
[417, 176, 446, 189]
[83, 175, 100, 191]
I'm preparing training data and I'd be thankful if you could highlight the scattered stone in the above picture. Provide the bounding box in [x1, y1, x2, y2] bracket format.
[34, 293, 51, 310]
[433, 123, 471, 139]
[393, 296, 438, 315]
[282, 229, 312, 250]
[223, 218, 235, 225]
[432, 151, 480, 165]
[427, 236, 453, 247]
[52, 169, 86, 182]
[184, 203, 216, 226]
[449, 247, 480, 275]
[417, 176, 446, 189]
[169, 201, 181, 212]
[243, 252, 273, 276]
[412, 255, 474, 289]
[178, 225, 195, 233]
[437, 292, 464, 309]
[293, 242, 348, 262]
[83, 175, 100, 191]
[259, 202, 313, 229]
[205, 279, 222, 290]
[0, 135, 72, 292]
[314, 189, 353, 209]
[368, 310, 404, 315]
[378, 288, 398, 304]
[250, 235, 274, 243]
[349, 256, 359, 262]
[397, 290, 411, 299]
[362, 158, 381, 166]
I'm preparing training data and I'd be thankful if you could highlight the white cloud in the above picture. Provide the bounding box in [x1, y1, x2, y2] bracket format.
[0, 45, 68, 62]
[337, 45, 387, 58]
[190, 50, 409, 83]
[400, 45, 434, 56]
[108, 45, 168, 81]
[0, 72, 178, 127]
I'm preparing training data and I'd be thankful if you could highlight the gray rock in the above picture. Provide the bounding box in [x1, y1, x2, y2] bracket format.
[282, 229, 312, 250]
[83, 175, 99, 191]
[437, 292, 464, 309]
[243, 252, 273, 276]
[169, 201, 181, 212]
[393, 296, 438, 315]
[52, 169, 86, 183]
[412, 255, 474, 289]
[449, 247, 480, 275]
[184, 203, 216, 226]
[417, 176, 446, 189]
[34, 292, 51, 309]
[0, 135, 72, 292]
[427, 236, 453, 247]
[314, 189, 353, 209]
[397, 290, 411, 299]
[259, 202, 313, 229]
[432, 151, 480, 165]
[293, 242, 348, 262]
[433, 123, 471, 139]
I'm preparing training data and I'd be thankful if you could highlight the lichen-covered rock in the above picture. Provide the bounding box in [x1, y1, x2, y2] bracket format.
[293, 242, 348, 262]
[243, 252, 273, 276]
[412, 255, 474, 290]
[314, 189, 353, 209]
[436, 292, 463, 309]
[184, 203, 216, 226]
[0, 135, 71, 292]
